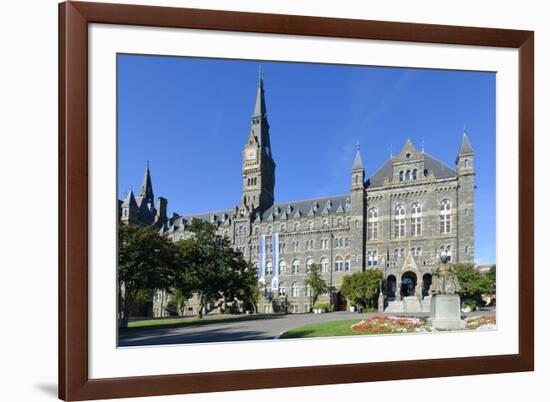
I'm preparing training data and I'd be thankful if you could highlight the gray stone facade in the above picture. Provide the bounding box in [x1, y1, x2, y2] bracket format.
[120, 69, 475, 317]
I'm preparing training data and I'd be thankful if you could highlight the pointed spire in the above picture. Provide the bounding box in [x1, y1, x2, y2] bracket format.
[138, 161, 154, 205]
[458, 130, 474, 155]
[352, 143, 364, 171]
[253, 65, 267, 118]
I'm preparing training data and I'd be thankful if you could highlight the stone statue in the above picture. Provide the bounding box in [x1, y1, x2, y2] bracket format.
[431, 254, 461, 295]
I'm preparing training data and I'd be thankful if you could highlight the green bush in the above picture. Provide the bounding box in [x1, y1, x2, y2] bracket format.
[314, 303, 332, 312]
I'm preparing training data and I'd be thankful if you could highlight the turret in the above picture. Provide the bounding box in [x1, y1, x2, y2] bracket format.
[350, 145, 366, 271]
[456, 131, 475, 263]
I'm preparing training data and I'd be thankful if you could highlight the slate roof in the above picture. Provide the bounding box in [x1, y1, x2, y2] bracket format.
[458, 132, 474, 155]
[260, 194, 350, 222]
[367, 152, 457, 188]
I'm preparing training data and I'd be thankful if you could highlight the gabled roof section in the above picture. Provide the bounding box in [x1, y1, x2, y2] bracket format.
[367, 153, 457, 189]
[121, 189, 138, 209]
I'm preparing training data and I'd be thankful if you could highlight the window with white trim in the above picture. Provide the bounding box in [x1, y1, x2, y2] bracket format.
[411, 203, 422, 236]
[321, 257, 329, 273]
[367, 207, 379, 240]
[394, 205, 405, 238]
[440, 199, 452, 234]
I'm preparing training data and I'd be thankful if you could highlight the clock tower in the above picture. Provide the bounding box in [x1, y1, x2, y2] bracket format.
[241, 67, 276, 215]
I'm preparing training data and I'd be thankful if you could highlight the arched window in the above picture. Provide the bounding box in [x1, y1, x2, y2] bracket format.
[412, 169, 418, 180]
[345, 256, 351, 271]
[321, 257, 329, 273]
[337, 218, 342, 226]
[367, 250, 378, 267]
[266, 261, 273, 276]
[291, 282, 299, 297]
[411, 203, 422, 236]
[406, 170, 411, 180]
[306, 258, 314, 273]
[267, 225, 272, 234]
[399, 171, 404, 181]
[439, 199, 452, 234]
[309, 221, 314, 230]
[292, 259, 300, 274]
[279, 260, 287, 275]
[323, 219, 328, 228]
[335, 257, 343, 272]
[294, 222, 300, 231]
[394, 205, 405, 238]
[367, 207, 379, 240]
[440, 244, 452, 262]
[281, 223, 286, 232]
[278, 282, 286, 297]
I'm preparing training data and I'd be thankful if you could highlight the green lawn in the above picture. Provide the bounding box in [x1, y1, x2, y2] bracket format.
[279, 319, 363, 339]
[121, 313, 276, 333]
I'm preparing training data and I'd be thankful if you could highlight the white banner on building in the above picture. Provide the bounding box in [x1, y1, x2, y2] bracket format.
[258, 234, 266, 283]
[272, 233, 279, 290]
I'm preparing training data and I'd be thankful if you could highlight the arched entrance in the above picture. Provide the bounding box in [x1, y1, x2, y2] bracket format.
[386, 275, 397, 299]
[336, 291, 347, 311]
[422, 273, 432, 297]
[401, 271, 417, 297]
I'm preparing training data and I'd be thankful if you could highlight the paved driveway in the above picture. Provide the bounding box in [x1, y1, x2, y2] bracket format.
[118, 309, 495, 347]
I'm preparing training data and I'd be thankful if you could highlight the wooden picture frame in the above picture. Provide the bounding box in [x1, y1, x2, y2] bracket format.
[59, 1, 534, 400]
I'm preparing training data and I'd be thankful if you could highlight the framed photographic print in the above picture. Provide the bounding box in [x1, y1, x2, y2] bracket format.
[59, 1, 534, 400]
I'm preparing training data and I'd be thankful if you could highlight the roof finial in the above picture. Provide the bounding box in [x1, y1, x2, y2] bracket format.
[389, 144, 393, 158]
[146, 160, 150, 170]
[356, 141, 360, 151]
[421, 137, 425, 153]
[258, 65, 264, 84]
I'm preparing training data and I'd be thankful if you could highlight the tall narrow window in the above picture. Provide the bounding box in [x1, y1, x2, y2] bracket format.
[266, 261, 273, 276]
[279, 260, 287, 275]
[367, 207, 379, 240]
[306, 258, 313, 273]
[399, 171, 404, 181]
[335, 258, 343, 272]
[394, 205, 405, 238]
[278, 282, 286, 297]
[345, 257, 351, 271]
[292, 259, 300, 274]
[291, 282, 299, 297]
[411, 203, 422, 236]
[440, 199, 452, 234]
[440, 245, 452, 262]
[412, 169, 418, 180]
[321, 257, 329, 273]
[406, 170, 411, 180]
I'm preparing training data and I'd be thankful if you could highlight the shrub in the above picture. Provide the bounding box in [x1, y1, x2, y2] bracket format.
[314, 303, 332, 312]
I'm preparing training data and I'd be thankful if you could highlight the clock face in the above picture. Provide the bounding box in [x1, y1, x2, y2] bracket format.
[246, 148, 256, 160]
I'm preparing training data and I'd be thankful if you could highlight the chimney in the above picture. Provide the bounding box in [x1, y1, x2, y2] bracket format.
[155, 197, 168, 225]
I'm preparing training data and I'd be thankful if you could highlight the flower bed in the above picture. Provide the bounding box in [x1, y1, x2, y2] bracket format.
[351, 316, 434, 334]
[465, 316, 497, 330]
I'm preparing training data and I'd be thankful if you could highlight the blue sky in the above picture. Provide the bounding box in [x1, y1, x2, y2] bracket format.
[118, 54, 496, 264]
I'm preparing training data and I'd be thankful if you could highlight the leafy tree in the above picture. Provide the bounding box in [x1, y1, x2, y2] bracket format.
[166, 289, 188, 316]
[304, 263, 328, 312]
[118, 224, 177, 327]
[174, 219, 256, 318]
[454, 263, 492, 307]
[486, 265, 496, 295]
[340, 269, 383, 309]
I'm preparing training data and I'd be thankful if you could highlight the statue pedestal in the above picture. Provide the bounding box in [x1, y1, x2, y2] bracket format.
[427, 294, 465, 330]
